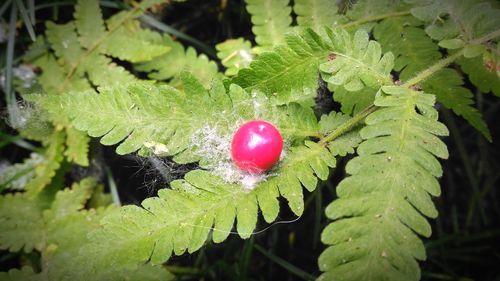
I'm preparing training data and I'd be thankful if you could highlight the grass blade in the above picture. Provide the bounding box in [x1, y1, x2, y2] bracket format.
[139, 14, 217, 59]
[254, 244, 315, 281]
[5, 3, 19, 128]
[14, 0, 36, 41]
[27, 0, 35, 23]
[0, 0, 12, 18]
[106, 167, 121, 206]
[0, 132, 37, 151]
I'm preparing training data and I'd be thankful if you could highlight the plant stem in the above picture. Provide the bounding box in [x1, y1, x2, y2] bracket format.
[106, 167, 121, 206]
[341, 10, 411, 28]
[254, 244, 316, 281]
[319, 105, 376, 144]
[163, 265, 204, 275]
[402, 28, 500, 88]
[401, 50, 465, 88]
[470, 28, 500, 45]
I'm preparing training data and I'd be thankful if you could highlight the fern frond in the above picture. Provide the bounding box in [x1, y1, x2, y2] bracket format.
[319, 112, 362, 157]
[245, 0, 292, 52]
[0, 267, 40, 281]
[422, 69, 492, 141]
[43, 20, 137, 90]
[293, 0, 342, 31]
[344, 0, 411, 31]
[319, 86, 448, 281]
[373, 16, 441, 81]
[233, 27, 394, 107]
[0, 153, 44, 192]
[25, 131, 65, 197]
[136, 35, 218, 88]
[100, 21, 169, 63]
[330, 86, 376, 115]
[216, 38, 253, 76]
[232, 28, 326, 105]
[31, 53, 91, 94]
[319, 28, 394, 92]
[407, 0, 500, 49]
[0, 179, 173, 281]
[64, 126, 90, 166]
[76, 141, 335, 273]
[458, 56, 500, 97]
[373, 14, 493, 140]
[32, 75, 319, 163]
[24, 0, 170, 170]
[0, 193, 45, 252]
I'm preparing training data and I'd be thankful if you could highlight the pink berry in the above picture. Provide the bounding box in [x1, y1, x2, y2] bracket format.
[231, 120, 283, 174]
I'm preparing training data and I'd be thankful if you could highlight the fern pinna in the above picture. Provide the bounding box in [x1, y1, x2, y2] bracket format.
[1, 0, 499, 280]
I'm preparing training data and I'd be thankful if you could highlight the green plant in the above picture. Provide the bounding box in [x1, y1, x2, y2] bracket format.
[1, 0, 499, 280]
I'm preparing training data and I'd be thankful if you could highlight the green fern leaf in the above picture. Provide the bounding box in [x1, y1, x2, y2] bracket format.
[344, 0, 411, 31]
[136, 35, 218, 88]
[319, 112, 363, 157]
[0, 193, 45, 252]
[233, 27, 394, 108]
[330, 86, 376, 115]
[407, 0, 500, 47]
[0, 267, 41, 281]
[0, 178, 173, 281]
[458, 56, 500, 97]
[25, 0, 169, 170]
[100, 21, 170, 63]
[76, 142, 335, 273]
[44, 183, 173, 281]
[25, 131, 65, 197]
[245, 0, 292, 52]
[293, 0, 342, 31]
[45, 21, 86, 72]
[422, 69, 492, 141]
[32, 76, 319, 164]
[319, 86, 448, 281]
[73, 0, 170, 63]
[31, 53, 91, 94]
[232, 28, 326, 106]
[64, 126, 89, 166]
[319, 28, 394, 92]
[373, 16, 441, 81]
[216, 38, 253, 76]
[73, 0, 105, 48]
[45, 178, 95, 220]
[0, 153, 44, 192]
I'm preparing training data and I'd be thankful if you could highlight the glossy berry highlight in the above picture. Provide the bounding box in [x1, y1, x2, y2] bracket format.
[231, 120, 283, 174]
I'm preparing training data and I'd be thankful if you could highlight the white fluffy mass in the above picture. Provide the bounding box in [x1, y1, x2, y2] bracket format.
[191, 124, 277, 190]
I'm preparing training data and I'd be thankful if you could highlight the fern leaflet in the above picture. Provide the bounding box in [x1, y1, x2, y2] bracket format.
[0, 153, 43, 192]
[245, 0, 292, 52]
[24, 131, 65, 197]
[136, 35, 219, 88]
[216, 38, 253, 76]
[320, 86, 448, 281]
[458, 56, 500, 97]
[422, 69, 492, 141]
[31, 74, 319, 164]
[407, 0, 500, 53]
[319, 28, 394, 92]
[76, 141, 335, 274]
[25, 0, 170, 171]
[0, 179, 173, 281]
[293, 0, 342, 31]
[233, 27, 394, 108]
[373, 16, 441, 81]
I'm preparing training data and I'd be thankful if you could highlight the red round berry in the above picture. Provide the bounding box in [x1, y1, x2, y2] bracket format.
[231, 120, 283, 174]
